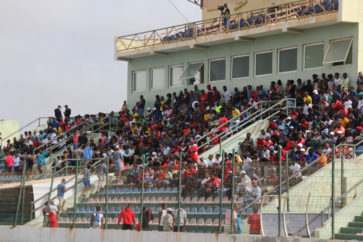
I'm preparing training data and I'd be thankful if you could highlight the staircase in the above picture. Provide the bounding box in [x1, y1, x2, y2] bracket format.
[335, 212, 363, 241]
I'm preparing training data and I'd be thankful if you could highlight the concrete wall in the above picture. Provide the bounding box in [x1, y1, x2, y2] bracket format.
[0, 226, 330, 242]
[127, 23, 359, 109]
[0, 119, 19, 144]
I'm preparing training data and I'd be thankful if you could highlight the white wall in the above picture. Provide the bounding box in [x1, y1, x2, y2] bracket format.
[0, 226, 330, 242]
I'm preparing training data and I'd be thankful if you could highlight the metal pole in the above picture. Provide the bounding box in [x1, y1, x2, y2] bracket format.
[14, 160, 27, 226]
[140, 155, 145, 230]
[340, 147, 344, 204]
[230, 149, 235, 234]
[72, 159, 79, 228]
[47, 157, 57, 205]
[177, 152, 183, 232]
[278, 146, 282, 237]
[286, 151, 289, 212]
[218, 151, 225, 234]
[105, 157, 109, 229]
[331, 145, 335, 239]
[21, 162, 27, 225]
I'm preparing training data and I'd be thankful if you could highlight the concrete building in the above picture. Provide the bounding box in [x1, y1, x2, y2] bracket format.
[115, 0, 362, 108]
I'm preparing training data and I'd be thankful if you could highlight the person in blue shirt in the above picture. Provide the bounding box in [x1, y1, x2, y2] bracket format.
[82, 142, 94, 160]
[56, 179, 67, 213]
[36, 148, 50, 174]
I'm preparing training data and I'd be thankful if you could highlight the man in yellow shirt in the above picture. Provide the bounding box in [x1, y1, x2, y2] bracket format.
[317, 149, 327, 168]
[303, 92, 312, 104]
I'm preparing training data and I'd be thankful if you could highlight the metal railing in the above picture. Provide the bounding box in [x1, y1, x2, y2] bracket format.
[2, 117, 49, 142]
[197, 98, 296, 151]
[116, 0, 338, 53]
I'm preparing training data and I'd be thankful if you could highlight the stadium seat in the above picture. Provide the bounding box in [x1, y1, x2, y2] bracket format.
[183, 197, 191, 204]
[190, 207, 198, 214]
[204, 218, 212, 225]
[117, 197, 124, 203]
[189, 218, 196, 225]
[197, 207, 205, 214]
[196, 218, 204, 225]
[205, 207, 213, 214]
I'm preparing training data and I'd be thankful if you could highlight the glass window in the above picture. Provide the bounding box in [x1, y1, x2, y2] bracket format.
[180, 63, 203, 80]
[304, 43, 324, 69]
[323, 38, 353, 64]
[132, 70, 147, 92]
[255, 51, 273, 76]
[279, 48, 297, 73]
[169, 65, 184, 87]
[209, 58, 226, 82]
[232, 55, 249, 79]
[150, 68, 165, 90]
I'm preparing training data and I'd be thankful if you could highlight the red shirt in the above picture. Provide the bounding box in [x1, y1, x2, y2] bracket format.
[248, 213, 261, 233]
[5, 155, 14, 167]
[117, 208, 135, 225]
[209, 177, 221, 188]
[48, 212, 58, 228]
[218, 117, 228, 132]
[332, 100, 342, 110]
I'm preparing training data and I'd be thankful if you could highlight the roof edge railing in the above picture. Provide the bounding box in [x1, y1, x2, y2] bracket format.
[116, 0, 339, 53]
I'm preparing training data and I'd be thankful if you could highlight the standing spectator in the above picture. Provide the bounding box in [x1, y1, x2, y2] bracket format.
[117, 204, 136, 230]
[64, 105, 71, 118]
[96, 159, 107, 193]
[163, 208, 174, 232]
[248, 207, 261, 234]
[82, 164, 91, 197]
[173, 206, 188, 232]
[36, 148, 49, 174]
[357, 71, 363, 87]
[54, 105, 62, 121]
[138, 95, 146, 116]
[72, 131, 80, 150]
[158, 203, 168, 231]
[56, 179, 67, 212]
[90, 205, 104, 229]
[13, 153, 21, 172]
[26, 153, 35, 178]
[5, 152, 14, 174]
[223, 86, 232, 103]
[112, 145, 124, 183]
[82, 142, 94, 161]
[139, 207, 153, 231]
[224, 204, 238, 234]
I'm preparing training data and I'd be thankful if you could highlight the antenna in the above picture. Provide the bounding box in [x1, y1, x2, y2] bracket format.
[169, 0, 189, 22]
[186, 0, 202, 8]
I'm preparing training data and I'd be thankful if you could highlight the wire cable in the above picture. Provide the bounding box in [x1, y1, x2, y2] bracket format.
[168, 0, 189, 22]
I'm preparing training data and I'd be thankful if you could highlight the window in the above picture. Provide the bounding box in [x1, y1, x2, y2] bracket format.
[255, 51, 273, 76]
[209, 58, 226, 82]
[132, 70, 147, 92]
[323, 38, 353, 64]
[150, 67, 165, 90]
[278, 47, 297, 73]
[179, 63, 204, 85]
[232, 55, 249, 79]
[304, 43, 324, 69]
[169, 65, 184, 87]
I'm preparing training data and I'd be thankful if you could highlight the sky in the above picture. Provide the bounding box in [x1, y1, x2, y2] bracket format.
[0, 0, 201, 127]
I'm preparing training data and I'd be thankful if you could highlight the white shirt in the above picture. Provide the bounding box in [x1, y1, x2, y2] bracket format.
[13, 157, 21, 167]
[333, 78, 341, 87]
[50, 133, 58, 145]
[223, 90, 232, 102]
[344, 100, 352, 109]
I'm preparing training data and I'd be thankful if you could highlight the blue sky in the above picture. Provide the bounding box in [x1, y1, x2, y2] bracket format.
[0, 0, 201, 126]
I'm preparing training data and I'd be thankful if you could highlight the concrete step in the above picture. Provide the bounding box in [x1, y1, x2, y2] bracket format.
[349, 221, 363, 228]
[341, 226, 363, 234]
[355, 216, 363, 222]
[335, 233, 363, 241]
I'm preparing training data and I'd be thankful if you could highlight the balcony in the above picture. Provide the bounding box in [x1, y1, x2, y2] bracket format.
[115, 0, 339, 60]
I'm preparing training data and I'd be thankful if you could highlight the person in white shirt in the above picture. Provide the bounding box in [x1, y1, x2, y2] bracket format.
[303, 101, 312, 115]
[223, 86, 232, 103]
[333, 72, 341, 88]
[289, 161, 302, 181]
[236, 171, 252, 195]
[199, 157, 209, 168]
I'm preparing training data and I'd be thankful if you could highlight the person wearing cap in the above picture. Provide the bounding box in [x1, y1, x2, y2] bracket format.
[163, 208, 174, 232]
[236, 170, 252, 196]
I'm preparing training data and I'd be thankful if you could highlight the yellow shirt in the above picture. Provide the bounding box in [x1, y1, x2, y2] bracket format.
[235, 155, 242, 163]
[303, 95, 312, 104]
[232, 108, 241, 118]
[341, 117, 349, 128]
[132, 112, 139, 121]
[204, 113, 211, 121]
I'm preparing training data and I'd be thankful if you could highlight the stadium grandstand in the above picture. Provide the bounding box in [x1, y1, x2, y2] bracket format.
[1, 0, 363, 241]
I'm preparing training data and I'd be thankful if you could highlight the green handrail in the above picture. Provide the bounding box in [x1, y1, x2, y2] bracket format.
[198, 98, 296, 151]
[218, 151, 225, 234]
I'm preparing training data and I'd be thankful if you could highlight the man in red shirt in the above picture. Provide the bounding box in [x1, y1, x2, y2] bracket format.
[247, 207, 261, 234]
[218, 114, 228, 133]
[117, 204, 136, 230]
[188, 139, 199, 163]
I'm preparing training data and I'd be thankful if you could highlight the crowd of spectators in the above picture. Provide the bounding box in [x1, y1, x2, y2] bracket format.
[37, 71, 363, 234]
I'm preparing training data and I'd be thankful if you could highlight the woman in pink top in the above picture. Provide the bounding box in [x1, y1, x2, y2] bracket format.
[72, 132, 80, 149]
[5, 152, 14, 173]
